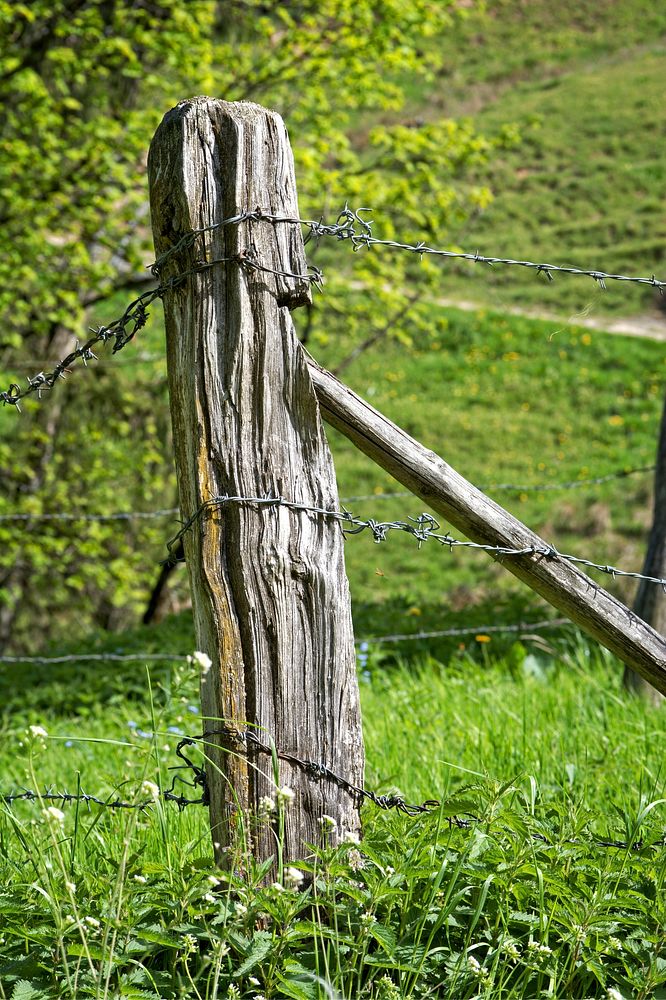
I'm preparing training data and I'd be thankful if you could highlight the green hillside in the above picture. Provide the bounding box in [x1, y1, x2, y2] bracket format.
[397, 2, 666, 318]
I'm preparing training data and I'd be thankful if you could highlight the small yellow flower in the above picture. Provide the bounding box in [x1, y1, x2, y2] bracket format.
[475, 634, 491, 644]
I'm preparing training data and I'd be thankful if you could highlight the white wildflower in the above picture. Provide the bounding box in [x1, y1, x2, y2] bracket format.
[283, 866, 304, 889]
[140, 780, 160, 800]
[606, 989, 624, 1000]
[347, 848, 366, 872]
[608, 937, 622, 951]
[276, 785, 295, 807]
[64, 914, 75, 925]
[467, 953, 490, 982]
[45, 806, 65, 825]
[271, 881, 285, 892]
[65, 881, 76, 894]
[360, 911, 375, 926]
[258, 795, 275, 816]
[84, 916, 100, 928]
[528, 938, 552, 956]
[29, 725, 48, 739]
[503, 939, 520, 961]
[341, 828, 360, 844]
[319, 814, 337, 833]
[235, 902, 248, 916]
[248, 977, 261, 987]
[187, 651, 212, 675]
[133, 874, 147, 884]
[207, 874, 219, 885]
[203, 892, 216, 904]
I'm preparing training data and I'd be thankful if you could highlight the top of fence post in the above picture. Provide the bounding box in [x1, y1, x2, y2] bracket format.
[148, 97, 364, 867]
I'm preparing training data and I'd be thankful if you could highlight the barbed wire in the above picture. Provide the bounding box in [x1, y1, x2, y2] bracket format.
[163, 491, 666, 589]
[0, 209, 322, 410]
[0, 619, 573, 665]
[358, 617, 570, 645]
[2, 726, 663, 851]
[1, 785, 197, 811]
[0, 464, 653, 525]
[0, 507, 180, 524]
[0, 277, 180, 410]
[482, 464, 656, 493]
[156, 205, 666, 291]
[181, 726, 438, 816]
[0, 652, 188, 664]
[317, 206, 666, 291]
[3, 205, 663, 409]
[341, 464, 656, 502]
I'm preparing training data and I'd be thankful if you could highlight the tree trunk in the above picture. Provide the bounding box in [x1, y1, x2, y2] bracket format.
[148, 98, 364, 866]
[623, 389, 666, 704]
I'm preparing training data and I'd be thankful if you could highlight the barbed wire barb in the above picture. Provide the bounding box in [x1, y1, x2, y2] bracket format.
[161, 491, 666, 589]
[4, 206, 664, 408]
[0, 465, 653, 526]
[2, 726, 663, 851]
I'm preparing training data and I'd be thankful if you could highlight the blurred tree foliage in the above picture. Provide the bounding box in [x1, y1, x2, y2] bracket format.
[0, 0, 510, 651]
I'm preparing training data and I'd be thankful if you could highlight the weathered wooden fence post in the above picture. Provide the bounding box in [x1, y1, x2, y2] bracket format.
[147, 98, 364, 864]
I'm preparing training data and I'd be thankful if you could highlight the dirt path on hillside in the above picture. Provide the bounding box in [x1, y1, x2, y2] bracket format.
[434, 295, 666, 342]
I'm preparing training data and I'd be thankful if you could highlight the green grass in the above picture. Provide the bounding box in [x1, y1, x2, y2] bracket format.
[1, 624, 664, 998]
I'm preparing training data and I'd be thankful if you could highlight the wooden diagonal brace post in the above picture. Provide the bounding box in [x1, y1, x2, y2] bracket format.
[307, 360, 666, 696]
[148, 98, 364, 865]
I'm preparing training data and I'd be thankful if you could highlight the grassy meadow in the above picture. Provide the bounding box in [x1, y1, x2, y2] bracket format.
[406, 0, 666, 319]
[2, 1, 666, 998]
[0, 623, 664, 998]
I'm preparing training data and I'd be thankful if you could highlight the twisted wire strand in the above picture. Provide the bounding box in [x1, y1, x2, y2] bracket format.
[3, 205, 663, 407]
[162, 492, 666, 590]
[2, 726, 663, 850]
[0, 618, 571, 665]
